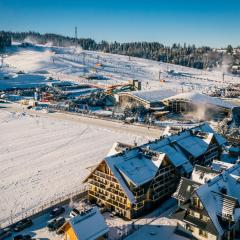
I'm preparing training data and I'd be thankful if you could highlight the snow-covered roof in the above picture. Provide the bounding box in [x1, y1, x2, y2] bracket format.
[0, 74, 53, 90]
[177, 135, 209, 158]
[143, 123, 225, 162]
[106, 142, 133, 157]
[190, 123, 227, 146]
[116, 152, 165, 187]
[68, 207, 109, 240]
[105, 148, 166, 202]
[211, 160, 233, 172]
[88, 123, 225, 204]
[191, 165, 220, 184]
[173, 177, 201, 202]
[175, 162, 240, 237]
[195, 165, 240, 236]
[122, 89, 176, 103]
[106, 123, 225, 201]
[163, 92, 236, 109]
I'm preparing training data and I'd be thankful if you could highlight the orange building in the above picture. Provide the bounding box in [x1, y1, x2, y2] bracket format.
[61, 207, 108, 240]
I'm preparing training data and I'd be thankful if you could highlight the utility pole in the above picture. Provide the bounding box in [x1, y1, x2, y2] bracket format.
[82, 52, 86, 76]
[159, 71, 161, 81]
[75, 26, 78, 48]
[0, 54, 3, 68]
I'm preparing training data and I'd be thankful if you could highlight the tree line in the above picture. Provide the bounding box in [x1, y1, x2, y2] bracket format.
[1, 31, 239, 72]
[0, 32, 11, 50]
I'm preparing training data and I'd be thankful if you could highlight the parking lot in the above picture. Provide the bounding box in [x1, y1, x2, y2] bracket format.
[3, 206, 71, 240]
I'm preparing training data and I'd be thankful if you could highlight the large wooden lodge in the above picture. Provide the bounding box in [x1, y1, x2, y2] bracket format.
[84, 123, 226, 220]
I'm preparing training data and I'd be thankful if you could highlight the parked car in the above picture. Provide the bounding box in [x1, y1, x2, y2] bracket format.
[49, 206, 65, 218]
[13, 235, 32, 240]
[0, 227, 12, 240]
[69, 208, 80, 218]
[13, 218, 33, 232]
[47, 217, 65, 231]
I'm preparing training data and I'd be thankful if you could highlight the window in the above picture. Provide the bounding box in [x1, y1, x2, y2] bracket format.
[193, 197, 198, 206]
[200, 214, 209, 222]
[186, 224, 194, 232]
[189, 210, 194, 217]
[199, 229, 208, 238]
[192, 197, 203, 209]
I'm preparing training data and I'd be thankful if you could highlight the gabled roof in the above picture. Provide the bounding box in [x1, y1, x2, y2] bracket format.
[116, 152, 165, 187]
[173, 177, 201, 202]
[211, 160, 233, 172]
[191, 165, 220, 184]
[106, 142, 133, 157]
[68, 207, 109, 240]
[163, 92, 236, 109]
[190, 162, 240, 236]
[84, 123, 225, 205]
[119, 89, 176, 104]
[176, 135, 209, 158]
[104, 148, 166, 203]
[173, 162, 240, 236]
[143, 123, 224, 162]
[193, 123, 227, 146]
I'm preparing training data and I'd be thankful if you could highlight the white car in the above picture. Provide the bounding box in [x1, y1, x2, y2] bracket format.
[69, 208, 80, 218]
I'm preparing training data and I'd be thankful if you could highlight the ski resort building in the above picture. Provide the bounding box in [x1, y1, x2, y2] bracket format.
[117, 89, 176, 110]
[172, 161, 240, 240]
[163, 92, 235, 116]
[84, 123, 226, 220]
[117, 90, 236, 121]
[61, 207, 109, 240]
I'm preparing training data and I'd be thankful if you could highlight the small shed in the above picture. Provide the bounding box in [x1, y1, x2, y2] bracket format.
[62, 207, 109, 240]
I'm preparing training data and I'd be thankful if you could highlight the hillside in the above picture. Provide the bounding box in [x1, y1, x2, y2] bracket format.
[2, 43, 240, 94]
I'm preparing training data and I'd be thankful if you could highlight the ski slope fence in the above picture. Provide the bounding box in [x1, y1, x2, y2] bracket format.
[0, 185, 88, 228]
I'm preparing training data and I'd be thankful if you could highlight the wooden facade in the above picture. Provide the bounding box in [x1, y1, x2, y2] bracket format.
[173, 163, 240, 240]
[85, 154, 178, 220]
[84, 124, 226, 220]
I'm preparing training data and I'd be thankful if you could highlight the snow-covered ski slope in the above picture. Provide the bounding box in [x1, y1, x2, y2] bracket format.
[0, 109, 149, 222]
[3, 43, 240, 92]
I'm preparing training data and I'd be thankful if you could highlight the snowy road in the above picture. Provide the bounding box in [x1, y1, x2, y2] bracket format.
[0, 102, 163, 138]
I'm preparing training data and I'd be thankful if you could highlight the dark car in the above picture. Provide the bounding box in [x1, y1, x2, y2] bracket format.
[13, 235, 32, 240]
[47, 217, 65, 232]
[13, 218, 33, 232]
[0, 227, 12, 240]
[49, 206, 65, 218]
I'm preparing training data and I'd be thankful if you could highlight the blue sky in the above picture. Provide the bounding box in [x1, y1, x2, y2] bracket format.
[0, 0, 239, 47]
